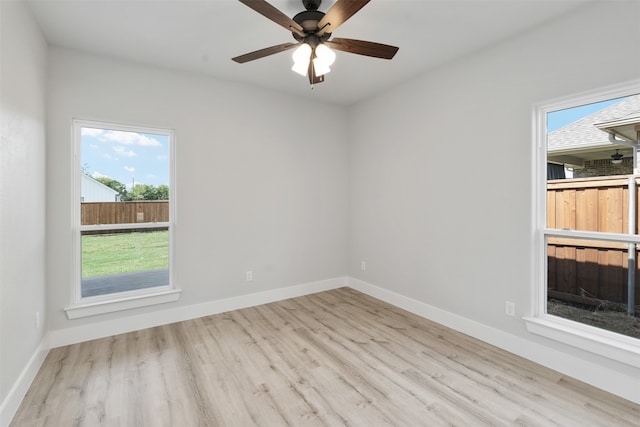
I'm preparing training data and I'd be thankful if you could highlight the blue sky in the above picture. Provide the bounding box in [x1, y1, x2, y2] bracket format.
[546, 96, 626, 133]
[81, 127, 169, 188]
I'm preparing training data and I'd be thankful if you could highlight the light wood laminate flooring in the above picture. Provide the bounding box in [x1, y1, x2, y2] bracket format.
[11, 288, 640, 426]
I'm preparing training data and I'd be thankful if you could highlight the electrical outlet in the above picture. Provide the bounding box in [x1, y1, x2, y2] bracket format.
[35, 312, 41, 329]
[246, 271, 253, 282]
[505, 301, 515, 317]
[361, 261, 367, 271]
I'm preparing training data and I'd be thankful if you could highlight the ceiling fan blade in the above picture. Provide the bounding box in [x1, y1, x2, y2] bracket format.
[316, 0, 371, 37]
[232, 42, 299, 63]
[308, 60, 325, 85]
[326, 38, 398, 59]
[238, 0, 304, 36]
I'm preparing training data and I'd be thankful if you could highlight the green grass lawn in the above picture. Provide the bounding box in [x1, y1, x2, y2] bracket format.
[82, 230, 169, 277]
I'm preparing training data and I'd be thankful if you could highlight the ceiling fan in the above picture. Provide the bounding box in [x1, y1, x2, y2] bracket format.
[232, 0, 399, 85]
[611, 149, 624, 164]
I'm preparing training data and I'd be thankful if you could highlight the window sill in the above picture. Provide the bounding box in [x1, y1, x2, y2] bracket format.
[523, 315, 640, 368]
[65, 288, 181, 319]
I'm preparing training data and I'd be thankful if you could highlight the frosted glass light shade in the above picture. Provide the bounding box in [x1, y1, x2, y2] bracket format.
[313, 44, 336, 76]
[291, 43, 312, 76]
[313, 57, 331, 76]
[315, 44, 335, 66]
[292, 61, 309, 76]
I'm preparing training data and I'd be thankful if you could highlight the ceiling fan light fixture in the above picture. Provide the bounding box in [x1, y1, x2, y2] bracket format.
[291, 60, 309, 76]
[611, 149, 624, 165]
[234, 0, 399, 85]
[291, 43, 312, 76]
[314, 44, 335, 66]
[312, 44, 335, 76]
[313, 57, 331, 76]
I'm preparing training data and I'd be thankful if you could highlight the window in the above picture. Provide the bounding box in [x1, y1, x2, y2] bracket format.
[66, 120, 180, 319]
[526, 81, 640, 367]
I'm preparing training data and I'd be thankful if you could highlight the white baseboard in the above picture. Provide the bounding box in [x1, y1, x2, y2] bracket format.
[348, 276, 640, 405]
[49, 276, 347, 348]
[0, 336, 49, 427]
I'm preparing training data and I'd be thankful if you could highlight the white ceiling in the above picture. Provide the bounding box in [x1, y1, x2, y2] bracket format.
[27, 0, 593, 106]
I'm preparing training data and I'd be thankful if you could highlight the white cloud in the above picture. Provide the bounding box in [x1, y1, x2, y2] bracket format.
[82, 128, 161, 147]
[102, 130, 161, 147]
[90, 171, 110, 179]
[124, 166, 135, 173]
[81, 128, 105, 137]
[113, 146, 136, 157]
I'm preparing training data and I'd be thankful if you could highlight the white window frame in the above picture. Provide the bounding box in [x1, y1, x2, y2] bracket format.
[65, 119, 180, 319]
[525, 80, 640, 368]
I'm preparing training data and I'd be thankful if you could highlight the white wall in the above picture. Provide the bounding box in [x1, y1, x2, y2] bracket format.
[46, 48, 349, 332]
[0, 0, 48, 422]
[4, 0, 639, 420]
[349, 1, 640, 403]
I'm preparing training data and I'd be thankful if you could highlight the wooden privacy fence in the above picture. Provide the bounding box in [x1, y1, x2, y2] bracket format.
[547, 176, 640, 308]
[81, 201, 169, 225]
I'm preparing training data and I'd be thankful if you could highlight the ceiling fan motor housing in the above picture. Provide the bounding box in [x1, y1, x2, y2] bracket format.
[292, 9, 331, 43]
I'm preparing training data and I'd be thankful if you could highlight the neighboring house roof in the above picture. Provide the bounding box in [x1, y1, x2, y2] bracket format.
[595, 111, 640, 142]
[548, 94, 640, 154]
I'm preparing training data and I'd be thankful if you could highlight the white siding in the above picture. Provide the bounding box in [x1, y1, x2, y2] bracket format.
[81, 174, 119, 202]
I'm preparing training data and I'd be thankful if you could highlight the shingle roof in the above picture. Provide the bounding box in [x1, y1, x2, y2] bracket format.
[548, 94, 640, 153]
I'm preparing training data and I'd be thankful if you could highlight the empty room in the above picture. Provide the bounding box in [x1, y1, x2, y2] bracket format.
[1, 0, 639, 425]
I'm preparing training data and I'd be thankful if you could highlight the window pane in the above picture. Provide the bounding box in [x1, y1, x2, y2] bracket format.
[545, 94, 640, 338]
[78, 124, 171, 298]
[547, 236, 639, 338]
[81, 229, 169, 297]
[80, 127, 169, 225]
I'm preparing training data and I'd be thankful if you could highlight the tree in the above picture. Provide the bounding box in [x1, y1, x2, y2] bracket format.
[142, 184, 158, 200]
[124, 183, 168, 201]
[96, 177, 128, 200]
[156, 185, 169, 200]
[126, 184, 148, 201]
